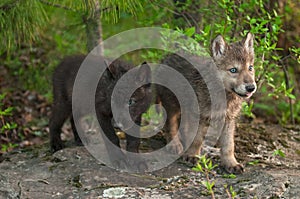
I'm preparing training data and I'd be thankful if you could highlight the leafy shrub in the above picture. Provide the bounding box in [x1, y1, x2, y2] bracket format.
[145, 0, 299, 124]
[0, 93, 18, 153]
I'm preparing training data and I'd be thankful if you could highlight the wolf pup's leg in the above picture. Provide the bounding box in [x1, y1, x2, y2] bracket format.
[70, 116, 83, 146]
[98, 116, 121, 148]
[98, 116, 129, 169]
[165, 110, 184, 154]
[49, 103, 71, 152]
[219, 119, 244, 174]
[126, 115, 141, 153]
[182, 121, 206, 164]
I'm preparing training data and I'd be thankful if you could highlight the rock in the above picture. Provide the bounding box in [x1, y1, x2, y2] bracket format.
[0, 123, 299, 198]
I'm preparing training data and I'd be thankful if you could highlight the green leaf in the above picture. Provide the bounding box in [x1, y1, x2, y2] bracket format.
[192, 163, 203, 172]
[250, 18, 256, 24]
[273, 149, 286, 158]
[222, 173, 237, 179]
[248, 160, 260, 165]
[203, 25, 211, 35]
[230, 186, 237, 198]
[184, 27, 195, 37]
[208, 161, 212, 169]
[286, 93, 296, 100]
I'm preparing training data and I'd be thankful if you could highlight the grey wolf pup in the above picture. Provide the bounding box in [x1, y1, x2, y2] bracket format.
[157, 33, 256, 174]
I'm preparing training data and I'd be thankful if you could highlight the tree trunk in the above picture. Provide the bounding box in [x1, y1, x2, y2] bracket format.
[83, 0, 103, 55]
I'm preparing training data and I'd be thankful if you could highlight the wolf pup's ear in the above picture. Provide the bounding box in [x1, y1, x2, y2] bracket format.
[211, 35, 227, 59]
[243, 32, 254, 55]
[106, 60, 118, 79]
[136, 62, 151, 84]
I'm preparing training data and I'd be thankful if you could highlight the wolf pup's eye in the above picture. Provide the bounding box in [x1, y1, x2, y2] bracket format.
[128, 99, 136, 106]
[229, 68, 238, 73]
[248, 65, 254, 71]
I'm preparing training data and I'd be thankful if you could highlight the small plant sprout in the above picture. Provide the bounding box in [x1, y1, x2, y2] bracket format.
[0, 93, 18, 152]
[202, 181, 215, 196]
[272, 149, 286, 158]
[242, 100, 256, 119]
[248, 160, 260, 166]
[192, 155, 218, 199]
[224, 184, 237, 199]
[192, 155, 218, 173]
[222, 173, 237, 179]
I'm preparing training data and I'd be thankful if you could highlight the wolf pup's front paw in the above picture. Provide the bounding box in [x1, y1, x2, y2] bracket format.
[127, 158, 148, 173]
[182, 155, 199, 165]
[50, 141, 64, 153]
[223, 163, 244, 174]
[166, 138, 184, 154]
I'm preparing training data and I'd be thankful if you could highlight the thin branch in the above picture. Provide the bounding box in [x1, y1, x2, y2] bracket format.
[280, 54, 292, 62]
[149, 0, 192, 27]
[256, 52, 266, 84]
[256, 33, 268, 85]
[38, 0, 76, 11]
[184, 12, 200, 31]
[277, 53, 295, 125]
[224, 186, 233, 199]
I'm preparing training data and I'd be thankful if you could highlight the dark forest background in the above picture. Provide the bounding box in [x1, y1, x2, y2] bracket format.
[0, 0, 299, 153]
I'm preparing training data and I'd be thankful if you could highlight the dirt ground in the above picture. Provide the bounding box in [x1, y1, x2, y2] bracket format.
[0, 122, 299, 199]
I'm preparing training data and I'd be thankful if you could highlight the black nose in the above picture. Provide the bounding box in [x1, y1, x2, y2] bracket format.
[246, 85, 256, 92]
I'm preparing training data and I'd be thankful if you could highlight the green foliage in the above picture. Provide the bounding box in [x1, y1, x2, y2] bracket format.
[192, 155, 218, 173]
[0, 0, 299, 135]
[0, 0, 146, 54]
[0, 93, 17, 133]
[141, 49, 165, 63]
[224, 184, 237, 199]
[222, 173, 237, 179]
[247, 160, 260, 166]
[101, 0, 145, 23]
[41, 0, 146, 24]
[144, 0, 299, 125]
[173, 26, 209, 56]
[272, 149, 286, 158]
[142, 105, 163, 126]
[140, 24, 209, 65]
[290, 47, 300, 63]
[193, 155, 238, 198]
[242, 100, 255, 119]
[202, 180, 215, 196]
[3, 49, 56, 98]
[1, 0, 146, 96]
[192, 155, 217, 198]
[1, 143, 18, 153]
[0, 93, 18, 152]
[0, 0, 48, 54]
[202, 1, 291, 124]
[268, 82, 295, 100]
[229, 185, 237, 198]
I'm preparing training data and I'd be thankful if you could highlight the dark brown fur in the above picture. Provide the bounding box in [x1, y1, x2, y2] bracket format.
[49, 55, 152, 153]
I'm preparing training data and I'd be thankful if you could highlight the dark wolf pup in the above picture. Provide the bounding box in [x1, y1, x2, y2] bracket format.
[157, 33, 256, 174]
[49, 55, 152, 154]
